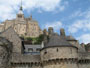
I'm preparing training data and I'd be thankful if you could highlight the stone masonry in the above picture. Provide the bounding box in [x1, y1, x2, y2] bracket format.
[0, 6, 89, 68]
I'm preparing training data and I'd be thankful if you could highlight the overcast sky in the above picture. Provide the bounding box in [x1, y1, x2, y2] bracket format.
[0, 0, 90, 44]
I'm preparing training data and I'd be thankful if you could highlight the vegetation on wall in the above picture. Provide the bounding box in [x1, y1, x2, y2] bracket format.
[24, 34, 44, 44]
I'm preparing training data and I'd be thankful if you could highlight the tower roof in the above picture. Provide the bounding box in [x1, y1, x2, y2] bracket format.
[43, 34, 77, 49]
[18, 0, 23, 14]
[65, 36, 77, 41]
[20, 0, 23, 11]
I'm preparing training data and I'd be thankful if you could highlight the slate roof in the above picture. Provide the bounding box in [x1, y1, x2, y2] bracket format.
[65, 36, 77, 41]
[44, 34, 77, 48]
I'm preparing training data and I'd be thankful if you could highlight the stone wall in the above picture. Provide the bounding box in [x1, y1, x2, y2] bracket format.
[0, 27, 22, 53]
[0, 37, 12, 68]
[79, 64, 90, 68]
[41, 47, 78, 61]
[14, 23, 26, 36]
[3, 20, 14, 30]
[43, 63, 78, 68]
[11, 63, 42, 68]
[0, 16, 42, 37]
[0, 24, 4, 32]
[26, 20, 42, 37]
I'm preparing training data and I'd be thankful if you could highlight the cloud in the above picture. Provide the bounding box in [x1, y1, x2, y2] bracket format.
[68, 9, 90, 33]
[77, 34, 90, 44]
[23, 0, 68, 12]
[69, 10, 82, 19]
[0, 0, 68, 22]
[68, 19, 90, 33]
[44, 21, 62, 31]
[0, 0, 20, 21]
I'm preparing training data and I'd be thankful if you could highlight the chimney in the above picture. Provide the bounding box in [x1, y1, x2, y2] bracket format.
[60, 28, 65, 36]
[43, 29, 48, 45]
[43, 29, 47, 35]
[48, 27, 54, 36]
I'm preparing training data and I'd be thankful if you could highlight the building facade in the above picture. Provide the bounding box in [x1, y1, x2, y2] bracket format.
[0, 27, 90, 68]
[0, 7, 42, 37]
[0, 6, 90, 68]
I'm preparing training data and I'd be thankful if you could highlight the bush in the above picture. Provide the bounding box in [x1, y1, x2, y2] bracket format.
[24, 34, 44, 44]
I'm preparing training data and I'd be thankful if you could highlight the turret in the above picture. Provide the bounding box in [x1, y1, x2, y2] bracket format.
[16, 2, 24, 20]
[60, 28, 65, 36]
[59, 28, 79, 48]
[78, 43, 86, 52]
[43, 29, 48, 45]
[48, 27, 54, 37]
[85, 43, 90, 52]
[40, 28, 78, 68]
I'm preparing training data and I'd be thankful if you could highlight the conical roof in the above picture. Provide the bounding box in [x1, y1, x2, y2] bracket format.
[44, 34, 77, 48]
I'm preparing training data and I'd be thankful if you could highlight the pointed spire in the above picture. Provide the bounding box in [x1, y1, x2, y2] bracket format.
[20, 0, 23, 11]
[18, 0, 23, 15]
[30, 14, 32, 19]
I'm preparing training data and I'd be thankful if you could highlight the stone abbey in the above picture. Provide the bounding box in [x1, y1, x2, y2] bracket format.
[0, 4, 90, 68]
[0, 6, 42, 37]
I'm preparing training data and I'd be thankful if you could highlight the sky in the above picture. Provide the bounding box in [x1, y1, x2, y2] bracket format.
[0, 0, 90, 44]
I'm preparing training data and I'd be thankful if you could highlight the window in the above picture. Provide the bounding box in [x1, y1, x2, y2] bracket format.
[36, 48, 41, 52]
[28, 48, 33, 52]
[44, 50, 47, 54]
[57, 48, 59, 52]
[18, 14, 22, 18]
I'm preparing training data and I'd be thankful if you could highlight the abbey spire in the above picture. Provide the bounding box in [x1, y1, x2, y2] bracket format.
[17, 0, 24, 19]
[20, 0, 23, 11]
[18, 0, 23, 15]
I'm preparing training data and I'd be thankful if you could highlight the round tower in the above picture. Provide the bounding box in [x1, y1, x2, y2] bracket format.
[85, 43, 90, 52]
[48, 27, 54, 37]
[60, 28, 79, 48]
[40, 32, 78, 68]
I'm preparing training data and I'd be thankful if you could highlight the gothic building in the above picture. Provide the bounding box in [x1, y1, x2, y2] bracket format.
[0, 26, 90, 68]
[0, 6, 42, 37]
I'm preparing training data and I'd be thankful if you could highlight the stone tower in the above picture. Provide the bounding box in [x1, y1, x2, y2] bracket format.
[48, 27, 54, 38]
[40, 28, 78, 68]
[60, 28, 65, 36]
[60, 28, 79, 48]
